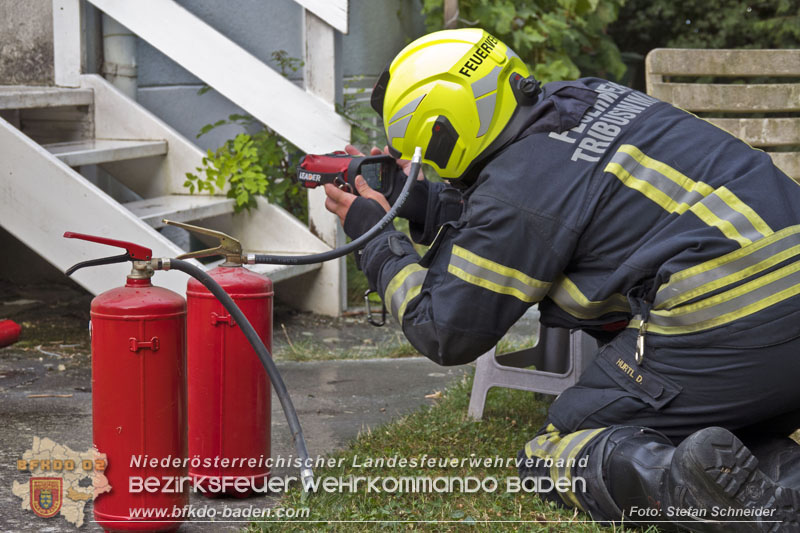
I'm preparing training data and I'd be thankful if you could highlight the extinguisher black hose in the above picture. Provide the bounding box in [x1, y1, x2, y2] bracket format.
[253, 148, 423, 266]
[166, 258, 315, 492]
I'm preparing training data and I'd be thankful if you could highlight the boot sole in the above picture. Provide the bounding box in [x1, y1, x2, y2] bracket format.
[676, 426, 800, 533]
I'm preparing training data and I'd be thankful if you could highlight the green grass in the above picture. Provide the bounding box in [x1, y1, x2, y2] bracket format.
[251, 374, 656, 532]
[274, 329, 419, 362]
[273, 316, 537, 363]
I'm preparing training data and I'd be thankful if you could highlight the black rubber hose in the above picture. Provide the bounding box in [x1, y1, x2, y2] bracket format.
[253, 148, 422, 266]
[165, 258, 315, 492]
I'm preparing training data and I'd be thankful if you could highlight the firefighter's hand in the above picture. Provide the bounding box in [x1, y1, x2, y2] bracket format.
[324, 179, 392, 240]
[324, 177, 389, 223]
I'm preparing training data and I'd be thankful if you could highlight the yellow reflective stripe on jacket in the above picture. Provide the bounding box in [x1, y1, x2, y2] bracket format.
[655, 225, 800, 310]
[606, 144, 712, 214]
[447, 245, 550, 303]
[384, 263, 427, 321]
[689, 187, 772, 246]
[549, 275, 630, 319]
[606, 145, 771, 246]
[646, 260, 800, 334]
[714, 186, 772, 238]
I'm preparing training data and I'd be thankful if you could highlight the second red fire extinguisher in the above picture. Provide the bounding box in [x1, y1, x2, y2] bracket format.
[165, 221, 272, 496]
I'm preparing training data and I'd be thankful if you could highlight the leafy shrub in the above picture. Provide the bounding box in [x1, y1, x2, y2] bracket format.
[184, 113, 307, 220]
[420, 0, 627, 83]
[184, 51, 307, 220]
[611, 0, 800, 56]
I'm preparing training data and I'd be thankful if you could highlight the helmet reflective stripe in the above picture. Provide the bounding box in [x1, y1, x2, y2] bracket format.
[475, 94, 497, 137]
[389, 94, 426, 124]
[388, 114, 413, 147]
[387, 94, 426, 147]
[472, 66, 502, 137]
[471, 66, 501, 98]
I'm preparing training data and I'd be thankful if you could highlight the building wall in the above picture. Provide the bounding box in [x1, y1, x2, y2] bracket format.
[133, 0, 426, 150]
[0, 0, 54, 85]
[0, 0, 425, 148]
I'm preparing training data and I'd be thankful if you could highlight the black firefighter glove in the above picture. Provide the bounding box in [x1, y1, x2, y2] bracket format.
[343, 196, 394, 272]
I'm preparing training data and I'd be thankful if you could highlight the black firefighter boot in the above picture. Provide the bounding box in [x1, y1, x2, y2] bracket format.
[520, 425, 800, 532]
[744, 435, 800, 493]
[580, 426, 800, 532]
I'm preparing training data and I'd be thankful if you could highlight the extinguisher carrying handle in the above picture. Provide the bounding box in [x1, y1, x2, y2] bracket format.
[63, 232, 154, 276]
[64, 252, 132, 277]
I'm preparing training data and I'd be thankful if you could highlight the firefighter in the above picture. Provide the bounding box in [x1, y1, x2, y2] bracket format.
[324, 28, 800, 531]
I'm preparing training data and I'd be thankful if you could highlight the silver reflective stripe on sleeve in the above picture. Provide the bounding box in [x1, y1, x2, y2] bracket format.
[549, 275, 630, 319]
[384, 263, 427, 321]
[447, 245, 550, 303]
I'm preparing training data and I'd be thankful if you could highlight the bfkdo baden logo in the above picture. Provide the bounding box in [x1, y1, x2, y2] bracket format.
[12, 437, 110, 527]
[30, 477, 63, 518]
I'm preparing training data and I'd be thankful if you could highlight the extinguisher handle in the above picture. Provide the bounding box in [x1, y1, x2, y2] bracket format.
[64, 252, 132, 277]
[63, 232, 153, 260]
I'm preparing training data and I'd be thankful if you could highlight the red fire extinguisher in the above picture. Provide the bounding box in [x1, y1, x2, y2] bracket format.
[64, 233, 187, 532]
[163, 220, 272, 497]
[0, 319, 22, 348]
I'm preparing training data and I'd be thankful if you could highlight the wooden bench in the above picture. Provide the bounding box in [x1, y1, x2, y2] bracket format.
[645, 48, 800, 181]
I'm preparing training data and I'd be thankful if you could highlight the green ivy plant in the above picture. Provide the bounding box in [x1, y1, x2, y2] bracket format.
[184, 51, 308, 220]
[421, 0, 626, 83]
[184, 129, 266, 212]
[184, 114, 307, 218]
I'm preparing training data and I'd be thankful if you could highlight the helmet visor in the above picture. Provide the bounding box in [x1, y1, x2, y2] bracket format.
[370, 65, 391, 118]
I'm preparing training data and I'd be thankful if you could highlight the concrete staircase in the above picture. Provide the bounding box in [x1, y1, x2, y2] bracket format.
[0, 77, 339, 313]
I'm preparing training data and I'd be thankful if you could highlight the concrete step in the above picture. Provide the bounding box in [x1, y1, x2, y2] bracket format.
[244, 262, 320, 283]
[0, 85, 93, 109]
[124, 194, 235, 228]
[43, 139, 168, 167]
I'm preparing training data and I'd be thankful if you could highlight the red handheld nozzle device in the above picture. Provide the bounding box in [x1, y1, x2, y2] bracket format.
[63, 232, 153, 276]
[296, 151, 397, 197]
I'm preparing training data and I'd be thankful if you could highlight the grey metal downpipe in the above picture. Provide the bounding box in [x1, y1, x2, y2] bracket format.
[101, 15, 137, 99]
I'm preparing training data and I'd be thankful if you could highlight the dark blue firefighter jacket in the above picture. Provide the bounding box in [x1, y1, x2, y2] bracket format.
[359, 78, 800, 365]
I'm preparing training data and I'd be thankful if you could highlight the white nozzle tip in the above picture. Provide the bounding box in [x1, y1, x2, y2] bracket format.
[412, 146, 422, 162]
[301, 468, 315, 491]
